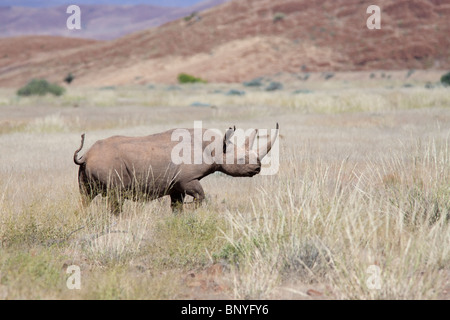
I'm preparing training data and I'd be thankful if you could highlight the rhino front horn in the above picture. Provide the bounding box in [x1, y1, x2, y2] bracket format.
[258, 123, 279, 160]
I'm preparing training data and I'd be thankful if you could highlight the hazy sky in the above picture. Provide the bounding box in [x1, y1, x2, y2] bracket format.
[0, 1, 203, 7]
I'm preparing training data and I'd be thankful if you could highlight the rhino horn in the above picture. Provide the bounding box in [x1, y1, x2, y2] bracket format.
[258, 123, 279, 160]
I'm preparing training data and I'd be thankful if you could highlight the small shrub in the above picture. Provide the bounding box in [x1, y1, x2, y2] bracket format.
[17, 79, 65, 97]
[406, 69, 415, 79]
[323, 72, 335, 80]
[299, 73, 310, 81]
[177, 73, 207, 84]
[226, 89, 246, 96]
[293, 89, 313, 94]
[64, 73, 74, 85]
[184, 11, 198, 22]
[265, 82, 283, 91]
[243, 78, 263, 87]
[190, 102, 213, 108]
[273, 12, 286, 23]
[440, 71, 450, 87]
[425, 82, 436, 89]
[166, 85, 181, 91]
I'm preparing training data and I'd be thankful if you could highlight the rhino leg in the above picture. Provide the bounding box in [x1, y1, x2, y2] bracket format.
[78, 166, 98, 211]
[106, 189, 124, 215]
[170, 191, 185, 213]
[183, 180, 205, 209]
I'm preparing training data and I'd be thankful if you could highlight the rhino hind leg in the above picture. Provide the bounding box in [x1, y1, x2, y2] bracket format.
[78, 166, 99, 211]
[105, 188, 124, 215]
[170, 191, 185, 213]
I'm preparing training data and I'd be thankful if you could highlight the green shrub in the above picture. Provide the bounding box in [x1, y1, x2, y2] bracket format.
[184, 11, 198, 22]
[323, 72, 335, 80]
[226, 89, 246, 96]
[243, 78, 263, 87]
[64, 73, 74, 84]
[265, 81, 283, 91]
[177, 73, 207, 84]
[441, 71, 450, 87]
[273, 12, 286, 22]
[17, 79, 65, 97]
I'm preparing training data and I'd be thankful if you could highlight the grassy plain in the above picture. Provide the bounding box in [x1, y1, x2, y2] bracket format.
[0, 73, 449, 299]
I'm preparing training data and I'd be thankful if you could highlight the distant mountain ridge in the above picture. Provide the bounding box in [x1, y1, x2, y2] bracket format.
[0, 0, 202, 8]
[0, 0, 449, 87]
[0, 0, 229, 40]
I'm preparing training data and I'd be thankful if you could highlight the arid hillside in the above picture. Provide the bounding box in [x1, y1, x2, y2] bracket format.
[0, 0, 449, 87]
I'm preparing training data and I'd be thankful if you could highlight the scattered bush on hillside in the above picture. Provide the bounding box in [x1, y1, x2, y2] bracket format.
[323, 72, 335, 80]
[273, 12, 286, 23]
[243, 78, 263, 87]
[190, 102, 213, 108]
[184, 11, 198, 22]
[440, 71, 450, 87]
[226, 89, 246, 96]
[17, 79, 65, 97]
[406, 69, 415, 79]
[265, 82, 283, 91]
[178, 73, 207, 84]
[293, 89, 313, 94]
[298, 73, 310, 81]
[64, 73, 74, 85]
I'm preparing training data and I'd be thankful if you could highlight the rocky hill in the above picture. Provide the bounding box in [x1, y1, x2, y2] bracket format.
[0, 0, 449, 87]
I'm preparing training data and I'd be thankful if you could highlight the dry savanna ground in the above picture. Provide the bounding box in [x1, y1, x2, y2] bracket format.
[0, 72, 449, 299]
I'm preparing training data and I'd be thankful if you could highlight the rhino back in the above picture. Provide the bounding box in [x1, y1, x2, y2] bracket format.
[84, 133, 178, 190]
[82, 130, 215, 193]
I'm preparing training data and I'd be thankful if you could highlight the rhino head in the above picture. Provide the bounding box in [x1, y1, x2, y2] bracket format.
[218, 123, 279, 177]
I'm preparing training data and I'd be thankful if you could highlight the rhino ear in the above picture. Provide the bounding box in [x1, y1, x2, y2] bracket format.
[223, 126, 235, 153]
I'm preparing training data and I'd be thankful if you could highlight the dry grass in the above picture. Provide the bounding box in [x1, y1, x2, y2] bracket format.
[0, 75, 449, 299]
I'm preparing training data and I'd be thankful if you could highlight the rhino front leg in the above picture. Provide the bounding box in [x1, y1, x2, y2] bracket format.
[170, 191, 185, 213]
[183, 180, 205, 209]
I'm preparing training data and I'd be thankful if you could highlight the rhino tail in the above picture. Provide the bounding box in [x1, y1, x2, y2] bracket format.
[74, 133, 86, 166]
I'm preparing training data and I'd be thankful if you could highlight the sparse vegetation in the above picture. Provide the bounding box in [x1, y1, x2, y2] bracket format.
[441, 71, 450, 87]
[243, 78, 263, 87]
[406, 69, 415, 79]
[177, 73, 207, 84]
[323, 72, 335, 80]
[64, 73, 75, 85]
[265, 81, 283, 91]
[184, 11, 198, 22]
[273, 12, 286, 23]
[226, 89, 245, 96]
[17, 79, 65, 97]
